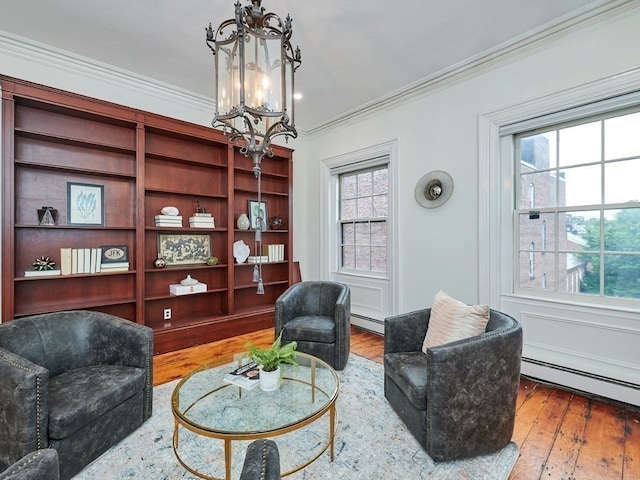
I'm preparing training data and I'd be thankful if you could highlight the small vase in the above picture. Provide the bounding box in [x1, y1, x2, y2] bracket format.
[237, 213, 250, 230]
[259, 366, 281, 391]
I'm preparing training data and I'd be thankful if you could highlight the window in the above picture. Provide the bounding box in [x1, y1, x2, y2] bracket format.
[516, 109, 640, 302]
[339, 165, 388, 274]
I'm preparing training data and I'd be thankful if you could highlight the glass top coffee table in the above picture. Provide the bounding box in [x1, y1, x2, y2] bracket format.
[171, 352, 339, 480]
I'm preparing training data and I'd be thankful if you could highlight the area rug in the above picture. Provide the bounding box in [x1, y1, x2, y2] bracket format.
[74, 354, 519, 479]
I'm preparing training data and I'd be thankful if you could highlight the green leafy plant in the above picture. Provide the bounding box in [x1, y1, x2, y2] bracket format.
[246, 332, 297, 372]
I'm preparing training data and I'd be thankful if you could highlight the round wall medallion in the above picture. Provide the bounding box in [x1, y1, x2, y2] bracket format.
[414, 170, 454, 209]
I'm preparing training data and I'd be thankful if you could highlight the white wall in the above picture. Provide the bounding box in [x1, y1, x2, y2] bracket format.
[299, 6, 640, 404]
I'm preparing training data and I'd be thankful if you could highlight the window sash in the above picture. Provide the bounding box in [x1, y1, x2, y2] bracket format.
[338, 165, 388, 274]
[514, 106, 640, 303]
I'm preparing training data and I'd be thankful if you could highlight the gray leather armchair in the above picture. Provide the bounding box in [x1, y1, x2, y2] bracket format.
[384, 308, 522, 462]
[239, 440, 280, 480]
[0, 449, 59, 480]
[0, 310, 153, 480]
[275, 281, 351, 370]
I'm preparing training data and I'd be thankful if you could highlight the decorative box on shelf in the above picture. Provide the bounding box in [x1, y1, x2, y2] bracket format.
[170, 282, 207, 296]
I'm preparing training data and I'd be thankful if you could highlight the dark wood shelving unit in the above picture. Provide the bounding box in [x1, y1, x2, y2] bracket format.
[1, 75, 294, 354]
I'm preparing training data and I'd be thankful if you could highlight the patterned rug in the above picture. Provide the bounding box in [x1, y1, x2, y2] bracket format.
[74, 354, 519, 479]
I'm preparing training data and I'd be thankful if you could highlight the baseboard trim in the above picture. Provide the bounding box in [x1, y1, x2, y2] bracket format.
[522, 356, 640, 409]
[351, 314, 384, 335]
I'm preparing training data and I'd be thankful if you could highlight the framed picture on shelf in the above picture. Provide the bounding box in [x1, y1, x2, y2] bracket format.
[248, 200, 268, 231]
[67, 182, 105, 226]
[157, 233, 211, 266]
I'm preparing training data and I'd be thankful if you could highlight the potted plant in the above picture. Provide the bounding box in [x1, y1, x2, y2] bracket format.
[246, 332, 297, 391]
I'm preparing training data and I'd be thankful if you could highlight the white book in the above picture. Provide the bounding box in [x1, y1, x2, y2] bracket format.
[155, 222, 183, 227]
[101, 262, 129, 269]
[24, 269, 61, 277]
[71, 249, 78, 274]
[100, 265, 129, 272]
[84, 248, 91, 273]
[89, 248, 97, 274]
[60, 248, 72, 275]
[95, 248, 102, 273]
[222, 361, 261, 390]
[77, 248, 84, 274]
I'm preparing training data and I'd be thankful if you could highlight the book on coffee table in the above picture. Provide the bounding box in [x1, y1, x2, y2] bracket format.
[223, 361, 261, 390]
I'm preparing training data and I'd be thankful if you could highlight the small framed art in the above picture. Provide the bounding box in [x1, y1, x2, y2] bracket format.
[248, 200, 268, 231]
[67, 182, 105, 226]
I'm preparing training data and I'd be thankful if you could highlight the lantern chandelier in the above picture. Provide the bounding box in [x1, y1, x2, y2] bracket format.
[206, 0, 301, 169]
[206, 0, 301, 294]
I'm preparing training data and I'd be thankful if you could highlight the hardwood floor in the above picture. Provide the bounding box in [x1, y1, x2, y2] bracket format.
[153, 327, 640, 480]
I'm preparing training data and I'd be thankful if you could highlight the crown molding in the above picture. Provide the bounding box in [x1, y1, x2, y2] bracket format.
[306, 0, 639, 136]
[0, 30, 215, 121]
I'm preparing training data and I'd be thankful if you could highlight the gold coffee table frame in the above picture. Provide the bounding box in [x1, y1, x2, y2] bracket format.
[171, 352, 339, 480]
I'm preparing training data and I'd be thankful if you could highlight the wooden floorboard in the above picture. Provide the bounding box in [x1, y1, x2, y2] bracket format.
[624, 410, 640, 480]
[153, 326, 636, 480]
[543, 393, 590, 479]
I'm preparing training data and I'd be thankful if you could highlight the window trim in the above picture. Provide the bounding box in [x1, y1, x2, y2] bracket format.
[338, 164, 389, 276]
[320, 140, 400, 326]
[479, 66, 640, 309]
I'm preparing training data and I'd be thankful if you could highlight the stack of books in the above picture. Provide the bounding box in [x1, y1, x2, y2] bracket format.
[264, 244, 285, 262]
[155, 214, 182, 227]
[189, 212, 215, 228]
[248, 255, 269, 263]
[100, 261, 130, 273]
[58, 246, 130, 274]
[223, 361, 261, 390]
[60, 247, 101, 274]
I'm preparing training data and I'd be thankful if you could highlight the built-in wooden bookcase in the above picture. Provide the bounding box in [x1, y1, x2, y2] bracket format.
[1, 76, 294, 353]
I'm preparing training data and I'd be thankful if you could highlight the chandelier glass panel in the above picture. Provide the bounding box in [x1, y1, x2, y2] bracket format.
[206, 0, 301, 294]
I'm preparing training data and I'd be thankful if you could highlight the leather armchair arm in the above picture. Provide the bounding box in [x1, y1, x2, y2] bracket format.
[239, 440, 280, 480]
[424, 318, 522, 459]
[87, 313, 153, 369]
[333, 285, 351, 368]
[0, 449, 59, 480]
[0, 348, 49, 471]
[86, 312, 154, 420]
[334, 286, 351, 339]
[384, 309, 430, 354]
[275, 284, 299, 334]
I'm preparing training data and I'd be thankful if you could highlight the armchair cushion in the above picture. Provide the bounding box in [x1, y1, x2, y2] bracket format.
[48, 365, 146, 439]
[422, 291, 489, 351]
[283, 316, 335, 343]
[383, 352, 429, 408]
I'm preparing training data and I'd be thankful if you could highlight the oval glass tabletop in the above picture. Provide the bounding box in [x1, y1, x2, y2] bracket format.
[171, 352, 339, 480]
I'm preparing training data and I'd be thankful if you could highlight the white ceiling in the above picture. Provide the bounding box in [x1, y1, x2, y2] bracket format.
[0, 0, 607, 131]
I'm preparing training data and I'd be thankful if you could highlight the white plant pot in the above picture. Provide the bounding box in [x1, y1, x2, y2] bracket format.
[259, 366, 281, 392]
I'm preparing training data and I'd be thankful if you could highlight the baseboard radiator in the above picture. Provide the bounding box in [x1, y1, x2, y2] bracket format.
[522, 356, 640, 409]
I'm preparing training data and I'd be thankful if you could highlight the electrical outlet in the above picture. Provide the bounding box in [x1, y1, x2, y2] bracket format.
[163, 308, 171, 320]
